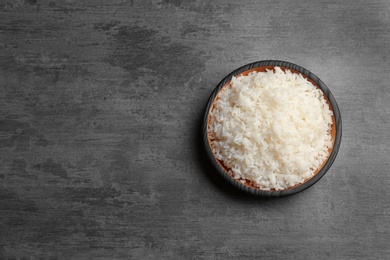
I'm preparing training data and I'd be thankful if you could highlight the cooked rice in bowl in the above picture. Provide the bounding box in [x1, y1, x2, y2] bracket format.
[207, 67, 334, 190]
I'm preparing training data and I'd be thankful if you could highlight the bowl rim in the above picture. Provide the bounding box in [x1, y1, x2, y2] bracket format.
[202, 60, 342, 197]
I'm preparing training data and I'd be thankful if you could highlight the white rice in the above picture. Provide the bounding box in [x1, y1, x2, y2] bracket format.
[208, 67, 333, 190]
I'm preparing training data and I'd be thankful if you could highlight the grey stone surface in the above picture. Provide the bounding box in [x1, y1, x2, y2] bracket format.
[0, 0, 389, 258]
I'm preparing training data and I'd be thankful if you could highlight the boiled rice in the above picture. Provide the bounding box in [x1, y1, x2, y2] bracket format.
[208, 67, 333, 190]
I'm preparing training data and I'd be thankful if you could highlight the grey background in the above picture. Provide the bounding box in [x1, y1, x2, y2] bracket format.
[1, 0, 389, 259]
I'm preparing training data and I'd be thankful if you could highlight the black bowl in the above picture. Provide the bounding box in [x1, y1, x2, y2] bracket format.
[202, 60, 342, 197]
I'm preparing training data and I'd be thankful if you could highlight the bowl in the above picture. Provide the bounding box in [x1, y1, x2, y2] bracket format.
[202, 60, 342, 197]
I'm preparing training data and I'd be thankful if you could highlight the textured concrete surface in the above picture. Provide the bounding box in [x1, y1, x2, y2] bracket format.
[1, 0, 389, 259]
